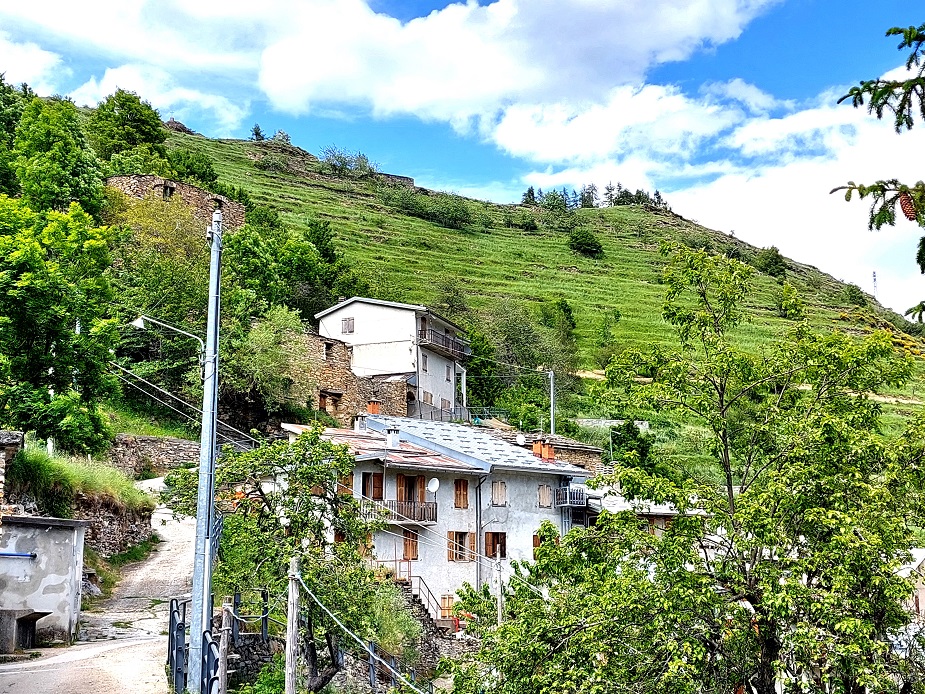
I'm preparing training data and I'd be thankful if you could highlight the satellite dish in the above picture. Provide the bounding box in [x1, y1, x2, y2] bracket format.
[427, 477, 440, 493]
[516, 433, 526, 446]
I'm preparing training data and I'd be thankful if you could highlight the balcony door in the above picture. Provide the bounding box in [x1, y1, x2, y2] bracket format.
[395, 473, 425, 503]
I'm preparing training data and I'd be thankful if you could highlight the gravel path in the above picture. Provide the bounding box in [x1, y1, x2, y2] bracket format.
[0, 480, 196, 694]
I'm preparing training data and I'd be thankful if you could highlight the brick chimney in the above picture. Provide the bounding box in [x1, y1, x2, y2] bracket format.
[541, 442, 555, 461]
[531, 440, 542, 457]
[367, 399, 381, 415]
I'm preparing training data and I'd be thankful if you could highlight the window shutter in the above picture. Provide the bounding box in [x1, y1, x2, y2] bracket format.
[468, 531, 476, 561]
[396, 473, 406, 502]
[372, 472, 384, 501]
[447, 531, 455, 561]
[533, 534, 541, 560]
[417, 475, 426, 503]
[339, 472, 353, 496]
[454, 479, 468, 508]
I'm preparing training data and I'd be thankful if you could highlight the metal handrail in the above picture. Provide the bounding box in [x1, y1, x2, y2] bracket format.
[554, 487, 586, 507]
[417, 329, 472, 358]
[409, 575, 442, 623]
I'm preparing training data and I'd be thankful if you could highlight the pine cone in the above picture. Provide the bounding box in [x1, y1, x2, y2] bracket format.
[900, 191, 917, 221]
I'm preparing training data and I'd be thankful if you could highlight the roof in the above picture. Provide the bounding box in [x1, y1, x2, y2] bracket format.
[281, 424, 481, 474]
[484, 429, 604, 455]
[313, 297, 465, 333]
[366, 416, 588, 476]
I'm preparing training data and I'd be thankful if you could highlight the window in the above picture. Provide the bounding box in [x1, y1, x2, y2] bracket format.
[440, 595, 455, 619]
[334, 529, 346, 544]
[341, 317, 354, 334]
[324, 342, 333, 360]
[395, 473, 425, 503]
[485, 531, 507, 560]
[362, 471, 384, 500]
[491, 480, 507, 506]
[338, 472, 354, 496]
[537, 484, 552, 508]
[533, 533, 540, 560]
[421, 354, 428, 372]
[422, 391, 433, 405]
[454, 479, 469, 509]
[403, 529, 419, 560]
[441, 398, 452, 411]
[445, 364, 452, 382]
[447, 531, 475, 562]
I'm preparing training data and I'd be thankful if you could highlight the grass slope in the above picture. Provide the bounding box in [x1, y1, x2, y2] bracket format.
[164, 131, 925, 406]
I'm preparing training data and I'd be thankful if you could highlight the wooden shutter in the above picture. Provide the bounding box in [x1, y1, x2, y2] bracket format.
[403, 529, 418, 560]
[468, 531, 476, 562]
[454, 479, 468, 508]
[499, 532, 507, 559]
[533, 534, 541, 560]
[396, 473, 406, 502]
[440, 595, 454, 619]
[372, 472, 384, 501]
[417, 475, 426, 503]
[447, 531, 455, 561]
[338, 472, 353, 496]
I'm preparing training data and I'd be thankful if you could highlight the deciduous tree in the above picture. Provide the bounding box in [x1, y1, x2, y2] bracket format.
[87, 89, 166, 161]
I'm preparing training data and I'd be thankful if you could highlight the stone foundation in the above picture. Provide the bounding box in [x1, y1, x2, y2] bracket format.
[107, 434, 200, 478]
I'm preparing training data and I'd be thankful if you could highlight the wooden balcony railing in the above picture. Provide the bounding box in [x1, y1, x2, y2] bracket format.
[418, 329, 471, 359]
[362, 499, 438, 523]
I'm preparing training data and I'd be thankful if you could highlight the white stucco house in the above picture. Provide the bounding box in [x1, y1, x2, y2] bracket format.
[315, 297, 470, 419]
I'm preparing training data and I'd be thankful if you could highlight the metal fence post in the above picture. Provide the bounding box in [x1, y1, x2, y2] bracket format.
[368, 641, 376, 688]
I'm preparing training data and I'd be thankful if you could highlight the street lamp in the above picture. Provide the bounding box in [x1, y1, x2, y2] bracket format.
[127, 211, 223, 693]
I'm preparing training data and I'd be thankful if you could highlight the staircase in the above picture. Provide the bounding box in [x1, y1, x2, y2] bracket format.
[396, 578, 443, 673]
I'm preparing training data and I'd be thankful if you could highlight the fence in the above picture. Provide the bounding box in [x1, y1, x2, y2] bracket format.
[167, 598, 190, 693]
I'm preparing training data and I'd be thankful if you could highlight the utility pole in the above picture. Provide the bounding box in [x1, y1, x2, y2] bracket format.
[189, 209, 223, 691]
[549, 370, 555, 436]
[286, 557, 300, 694]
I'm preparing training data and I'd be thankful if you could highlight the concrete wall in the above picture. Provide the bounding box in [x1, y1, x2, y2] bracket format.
[418, 349, 459, 411]
[0, 516, 86, 642]
[318, 303, 417, 363]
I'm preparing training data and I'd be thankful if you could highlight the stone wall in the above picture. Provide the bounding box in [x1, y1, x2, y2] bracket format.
[305, 333, 410, 427]
[0, 432, 23, 518]
[105, 175, 246, 230]
[107, 434, 200, 478]
[71, 495, 153, 558]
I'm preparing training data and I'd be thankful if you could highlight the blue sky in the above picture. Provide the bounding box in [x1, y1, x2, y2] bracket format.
[1, 0, 923, 313]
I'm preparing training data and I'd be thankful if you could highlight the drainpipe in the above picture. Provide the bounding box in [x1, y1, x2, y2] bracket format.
[475, 475, 488, 588]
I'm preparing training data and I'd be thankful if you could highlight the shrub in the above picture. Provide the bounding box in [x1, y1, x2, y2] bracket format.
[167, 148, 218, 187]
[753, 245, 787, 279]
[568, 227, 603, 258]
[774, 282, 806, 320]
[844, 283, 868, 307]
[255, 153, 289, 172]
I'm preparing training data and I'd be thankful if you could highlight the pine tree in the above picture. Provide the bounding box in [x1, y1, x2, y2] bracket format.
[603, 181, 615, 207]
[250, 123, 265, 141]
[521, 186, 536, 205]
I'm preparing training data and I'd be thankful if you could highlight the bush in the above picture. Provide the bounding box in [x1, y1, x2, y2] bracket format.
[843, 283, 868, 307]
[774, 282, 806, 320]
[753, 245, 787, 279]
[568, 227, 603, 258]
[254, 153, 289, 173]
[167, 148, 218, 187]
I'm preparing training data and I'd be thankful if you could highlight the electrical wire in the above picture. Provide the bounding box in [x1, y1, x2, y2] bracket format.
[295, 573, 428, 694]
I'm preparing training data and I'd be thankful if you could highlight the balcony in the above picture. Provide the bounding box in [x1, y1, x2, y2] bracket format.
[418, 329, 472, 360]
[362, 499, 438, 524]
[555, 487, 586, 508]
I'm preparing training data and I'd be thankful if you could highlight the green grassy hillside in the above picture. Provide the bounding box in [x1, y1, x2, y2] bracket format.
[166, 132, 924, 377]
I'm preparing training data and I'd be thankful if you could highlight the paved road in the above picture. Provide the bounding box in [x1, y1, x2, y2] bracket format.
[0, 481, 196, 694]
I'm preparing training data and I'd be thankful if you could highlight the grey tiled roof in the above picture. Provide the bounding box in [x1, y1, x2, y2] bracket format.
[366, 416, 587, 476]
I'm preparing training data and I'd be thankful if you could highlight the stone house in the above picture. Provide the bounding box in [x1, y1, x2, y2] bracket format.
[315, 298, 471, 420]
[105, 174, 246, 230]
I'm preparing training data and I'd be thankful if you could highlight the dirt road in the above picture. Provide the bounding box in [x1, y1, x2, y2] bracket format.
[0, 482, 196, 694]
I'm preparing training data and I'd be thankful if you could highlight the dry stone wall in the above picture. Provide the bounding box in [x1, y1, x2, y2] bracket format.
[71, 495, 152, 558]
[105, 175, 246, 230]
[107, 434, 200, 478]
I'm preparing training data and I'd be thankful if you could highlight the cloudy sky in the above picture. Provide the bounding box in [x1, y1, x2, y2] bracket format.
[1, 0, 922, 312]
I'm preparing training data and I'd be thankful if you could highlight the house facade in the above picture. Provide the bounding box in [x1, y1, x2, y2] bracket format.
[314, 298, 470, 419]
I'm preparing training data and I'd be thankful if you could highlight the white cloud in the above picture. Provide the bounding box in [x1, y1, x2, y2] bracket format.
[702, 77, 792, 114]
[0, 31, 65, 93]
[70, 65, 249, 134]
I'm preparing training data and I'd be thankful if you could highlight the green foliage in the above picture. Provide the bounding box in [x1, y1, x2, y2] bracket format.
[521, 186, 536, 205]
[844, 282, 868, 307]
[319, 145, 378, 178]
[86, 89, 166, 162]
[592, 309, 621, 369]
[106, 143, 173, 178]
[752, 244, 786, 279]
[7, 444, 154, 517]
[167, 148, 218, 188]
[271, 130, 290, 145]
[237, 654, 284, 694]
[13, 97, 104, 217]
[0, 198, 118, 451]
[458, 245, 925, 694]
[906, 300, 925, 323]
[254, 153, 289, 173]
[250, 123, 265, 142]
[567, 227, 603, 258]
[0, 75, 30, 196]
[774, 281, 806, 320]
[379, 186, 472, 229]
[465, 328, 505, 408]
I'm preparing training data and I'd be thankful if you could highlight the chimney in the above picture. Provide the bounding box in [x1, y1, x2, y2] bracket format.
[386, 427, 400, 449]
[354, 414, 367, 432]
[531, 440, 542, 458]
[542, 442, 555, 461]
[367, 399, 381, 415]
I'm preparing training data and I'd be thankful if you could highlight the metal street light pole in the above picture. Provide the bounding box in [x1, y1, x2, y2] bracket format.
[188, 209, 223, 692]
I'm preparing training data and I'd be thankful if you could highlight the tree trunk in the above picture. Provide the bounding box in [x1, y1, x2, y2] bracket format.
[754, 626, 781, 694]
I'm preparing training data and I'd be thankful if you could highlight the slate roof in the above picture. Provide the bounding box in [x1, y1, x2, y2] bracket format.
[484, 429, 604, 455]
[366, 416, 587, 476]
[281, 424, 479, 474]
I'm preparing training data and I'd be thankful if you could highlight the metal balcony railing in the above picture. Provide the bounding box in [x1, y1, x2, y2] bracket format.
[418, 329, 472, 359]
[554, 487, 586, 508]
